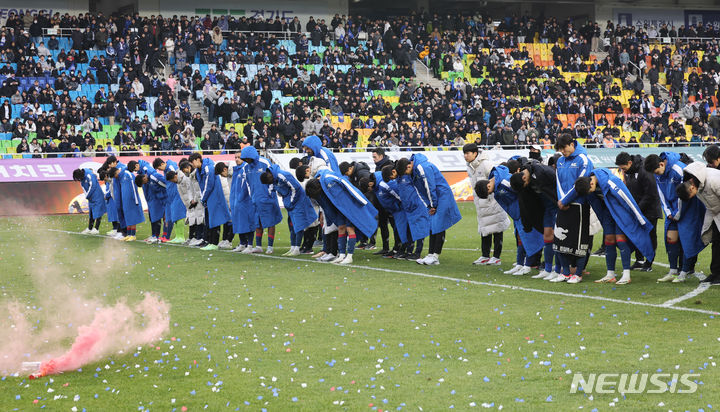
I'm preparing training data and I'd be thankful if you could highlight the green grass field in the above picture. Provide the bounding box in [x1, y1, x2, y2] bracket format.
[1, 202, 720, 411]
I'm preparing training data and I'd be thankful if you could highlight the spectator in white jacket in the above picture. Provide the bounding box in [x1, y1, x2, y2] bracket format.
[132, 78, 144, 96]
[677, 162, 720, 285]
[463, 143, 510, 265]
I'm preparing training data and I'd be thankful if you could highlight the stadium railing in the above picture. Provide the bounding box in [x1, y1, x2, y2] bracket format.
[41, 28, 335, 42]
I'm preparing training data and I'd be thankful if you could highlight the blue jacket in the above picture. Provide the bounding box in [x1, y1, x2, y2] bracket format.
[138, 160, 167, 222]
[490, 165, 544, 256]
[164, 160, 187, 223]
[591, 168, 655, 262]
[80, 168, 106, 218]
[373, 172, 401, 214]
[373, 173, 409, 242]
[302, 135, 340, 173]
[119, 168, 144, 226]
[410, 153, 461, 234]
[556, 141, 593, 205]
[230, 163, 257, 234]
[316, 168, 378, 237]
[104, 179, 118, 223]
[396, 174, 430, 242]
[112, 162, 126, 226]
[196, 157, 231, 229]
[655, 151, 685, 220]
[240, 146, 283, 228]
[268, 164, 317, 233]
[653, 152, 706, 258]
[677, 196, 707, 259]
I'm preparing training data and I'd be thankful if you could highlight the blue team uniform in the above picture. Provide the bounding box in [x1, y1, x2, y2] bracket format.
[240, 146, 283, 228]
[410, 153, 461, 234]
[80, 168, 106, 218]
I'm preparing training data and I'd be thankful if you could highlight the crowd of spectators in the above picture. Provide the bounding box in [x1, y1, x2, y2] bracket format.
[2, 9, 720, 157]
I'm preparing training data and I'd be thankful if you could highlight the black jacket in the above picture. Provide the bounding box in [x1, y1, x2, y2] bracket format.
[374, 154, 393, 172]
[525, 161, 558, 203]
[623, 154, 661, 220]
[348, 161, 372, 187]
[517, 186, 545, 234]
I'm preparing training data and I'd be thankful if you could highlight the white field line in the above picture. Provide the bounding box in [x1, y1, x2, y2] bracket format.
[47, 229, 718, 316]
[661, 283, 712, 307]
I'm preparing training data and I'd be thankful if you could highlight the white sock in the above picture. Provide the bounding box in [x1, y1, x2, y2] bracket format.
[669, 269, 678, 275]
[606, 270, 616, 278]
[621, 269, 630, 279]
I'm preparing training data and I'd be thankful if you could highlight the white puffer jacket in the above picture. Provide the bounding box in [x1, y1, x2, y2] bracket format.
[684, 162, 720, 244]
[177, 172, 204, 225]
[467, 152, 511, 236]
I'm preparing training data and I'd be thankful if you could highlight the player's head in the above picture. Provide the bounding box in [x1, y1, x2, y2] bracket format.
[305, 178, 323, 199]
[395, 158, 412, 176]
[371, 147, 386, 164]
[643, 154, 664, 175]
[188, 152, 203, 168]
[555, 133, 575, 157]
[703, 144, 720, 168]
[135, 174, 148, 187]
[339, 161, 353, 176]
[509, 172, 525, 192]
[475, 180, 491, 199]
[615, 152, 632, 172]
[677, 171, 701, 201]
[214, 162, 228, 176]
[381, 164, 396, 182]
[127, 160, 139, 172]
[289, 157, 302, 169]
[506, 159, 521, 174]
[166, 170, 178, 182]
[107, 167, 120, 178]
[574, 175, 596, 196]
[295, 165, 310, 182]
[462, 143, 478, 163]
[104, 155, 118, 168]
[153, 157, 166, 170]
[72, 168, 85, 181]
[179, 160, 191, 174]
[260, 169, 275, 184]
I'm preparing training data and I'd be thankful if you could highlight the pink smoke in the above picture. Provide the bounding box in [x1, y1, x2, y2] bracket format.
[0, 216, 170, 378]
[30, 293, 169, 378]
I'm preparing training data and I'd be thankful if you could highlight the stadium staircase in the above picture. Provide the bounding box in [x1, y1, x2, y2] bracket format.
[414, 59, 446, 90]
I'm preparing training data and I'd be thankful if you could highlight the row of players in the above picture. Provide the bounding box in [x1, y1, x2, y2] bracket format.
[71, 134, 720, 284]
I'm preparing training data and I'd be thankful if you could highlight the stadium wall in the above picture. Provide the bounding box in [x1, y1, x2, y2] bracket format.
[141, 0, 349, 23]
[594, 0, 720, 29]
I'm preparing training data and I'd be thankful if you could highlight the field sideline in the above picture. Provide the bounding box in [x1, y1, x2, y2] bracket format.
[1, 202, 719, 411]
